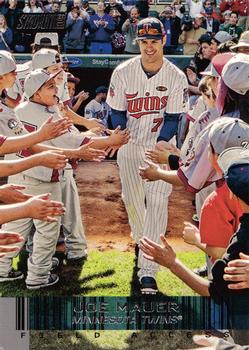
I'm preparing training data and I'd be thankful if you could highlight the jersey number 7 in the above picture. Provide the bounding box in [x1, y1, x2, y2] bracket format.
[151, 117, 163, 132]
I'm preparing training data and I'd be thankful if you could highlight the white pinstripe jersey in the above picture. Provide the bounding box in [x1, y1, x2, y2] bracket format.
[107, 56, 189, 147]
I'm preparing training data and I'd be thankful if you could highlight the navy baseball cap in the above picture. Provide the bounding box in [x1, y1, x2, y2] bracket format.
[96, 86, 108, 94]
[225, 163, 249, 205]
[218, 147, 249, 204]
[136, 18, 165, 40]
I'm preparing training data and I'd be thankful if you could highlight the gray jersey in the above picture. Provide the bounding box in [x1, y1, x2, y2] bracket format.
[180, 107, 220, 164]
[10, 101, 88, 182]
[84, 99, 110, 127]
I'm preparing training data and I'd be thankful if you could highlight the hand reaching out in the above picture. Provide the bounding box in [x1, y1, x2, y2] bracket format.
[25, 193, 65, 222]
[139, 234, 177, 269]
[139, 160, 161, 181]
[0, 231, 24, 258]
[224, 252, 249, 290]
[0, 184, 32, 204]
[77, 140, 106, 161]
[182, 221, 200, 246]
[39, 116, 72, 140]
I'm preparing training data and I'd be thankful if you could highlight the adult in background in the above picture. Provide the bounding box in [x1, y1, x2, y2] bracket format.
[23, 0, 43, 13]
[201, 6, 220, 34]
[122, 6, 140, 54]
[0, 14, 12, 51]
[107, 17, 189, 294]
[5, 0, 23, 53]
[0, 0, 7, 16]
[186, 0, 204, 18]
[84, 86, 110, 128]
[171, 0, 185, 20]
[223, 11, 243, 40]
[82, 0, 95, 16]
[64, 5, 89, 53]
[5, 1, 22, 30]
[202, 0, 221, 21]
[219, 10, 232, 30]
[49, 1, 62, 13]
[159, 5, 181, 55]
[105, 0, 127, 32]
[178, 15, 207, 55]
[89, 0, 115, 54]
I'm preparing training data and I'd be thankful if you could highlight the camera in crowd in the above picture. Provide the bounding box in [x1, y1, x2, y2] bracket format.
[181, 13, 193, 31]
[129, 18, 136, 23]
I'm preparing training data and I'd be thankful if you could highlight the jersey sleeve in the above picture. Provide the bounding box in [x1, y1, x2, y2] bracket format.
[166, 73, 189, 114]
[106, 69, 127, 111]
[177, 135, 220, 193]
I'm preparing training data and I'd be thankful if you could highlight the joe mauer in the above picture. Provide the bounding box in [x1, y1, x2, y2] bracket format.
[107, 18, 189, 294]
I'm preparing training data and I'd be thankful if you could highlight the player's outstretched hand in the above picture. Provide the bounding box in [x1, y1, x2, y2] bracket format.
[145, 148, 170, 164]
[223, 252, 249, 290]
[84, 118, 106, 131]
[76, 90, 89, 102]
[25, 193, 65, 222]
[0, 231, 24, 258]
[0, 184, 32, 204]
[139, 234, 177, 269]
[105, 127, 130, 157]
[156, 140, 181, 156]
[108, 127, 130, 146]
[177, 335, 220, 350]
[39, 116, 72, 141]
[139, 160, 161, 181]
[86, 127, 103, 136]
[77, 140, 106, 162]
[38, 150, 68, 169]
[182, 221, 200, 246]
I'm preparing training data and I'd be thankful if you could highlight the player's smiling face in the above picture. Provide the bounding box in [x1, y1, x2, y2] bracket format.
[138, 38, 165, 63]
[35, 78, 58, 106]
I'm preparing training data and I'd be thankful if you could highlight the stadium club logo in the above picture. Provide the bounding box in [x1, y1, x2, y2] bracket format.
[126, 91, 168, 119]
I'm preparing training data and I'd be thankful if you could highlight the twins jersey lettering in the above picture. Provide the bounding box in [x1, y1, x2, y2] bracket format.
[107, 56, 189, 147]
